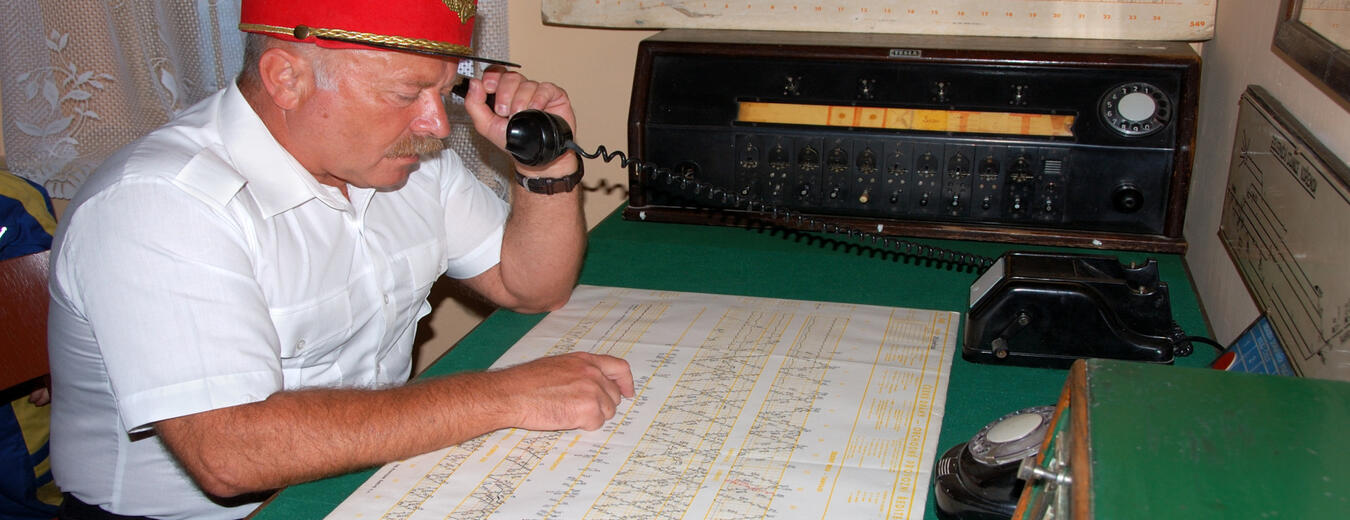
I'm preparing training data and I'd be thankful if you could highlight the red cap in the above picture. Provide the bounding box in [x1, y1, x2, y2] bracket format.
[239, 0, 517, 67]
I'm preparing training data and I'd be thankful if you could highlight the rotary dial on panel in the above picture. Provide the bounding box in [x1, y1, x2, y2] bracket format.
[1100, 82, 1171, 137]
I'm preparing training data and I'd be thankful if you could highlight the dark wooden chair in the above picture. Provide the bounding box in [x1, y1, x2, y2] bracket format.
[1, 250, 50, 401]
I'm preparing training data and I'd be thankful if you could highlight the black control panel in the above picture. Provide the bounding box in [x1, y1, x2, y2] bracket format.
[626, 30, 1200, 252]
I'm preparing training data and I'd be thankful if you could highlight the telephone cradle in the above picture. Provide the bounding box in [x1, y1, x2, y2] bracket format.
[963, 251, 1193, 368]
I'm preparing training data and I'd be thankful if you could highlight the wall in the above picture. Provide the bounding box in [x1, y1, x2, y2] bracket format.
[1185, 0, 1350, 344]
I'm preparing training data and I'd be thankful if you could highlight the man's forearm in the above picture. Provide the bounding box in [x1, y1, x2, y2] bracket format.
[156, 371, 513, 498]
[156, 351, 631, 499]
[488, 152, 587, 313]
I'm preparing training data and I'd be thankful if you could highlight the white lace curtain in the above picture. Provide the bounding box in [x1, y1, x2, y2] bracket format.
[1, 0, 510, 199]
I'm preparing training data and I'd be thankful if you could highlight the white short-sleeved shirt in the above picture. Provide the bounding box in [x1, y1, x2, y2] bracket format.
[46, 83, 510, 520]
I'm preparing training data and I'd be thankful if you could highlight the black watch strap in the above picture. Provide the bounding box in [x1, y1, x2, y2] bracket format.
[514, 160, 584, 195]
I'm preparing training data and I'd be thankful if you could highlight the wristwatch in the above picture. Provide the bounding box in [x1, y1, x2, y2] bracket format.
[514, 160, 584, 195]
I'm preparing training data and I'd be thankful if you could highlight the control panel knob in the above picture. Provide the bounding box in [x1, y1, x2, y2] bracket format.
[798, 183, 812, 197]
[981, 197, 992, 210]
[829, 187, 840, 200]
[950, 194, 961, 208]
[920, 193, 930, 207]
[890, 191, 902, 204]
[859, 189, 871, 204]
[932, 81, 950, 104]
[783, 75, 802, 97]
[1012, 196, 1024, 212]
[1112, 185, 1145, 213]
[858, 78, 877, 100]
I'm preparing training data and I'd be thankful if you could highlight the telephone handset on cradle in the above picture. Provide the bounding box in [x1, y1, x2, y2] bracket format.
[502, 110, 1197, 368]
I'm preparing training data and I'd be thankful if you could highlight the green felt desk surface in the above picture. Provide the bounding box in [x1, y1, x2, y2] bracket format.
[249, 209, 1213, 519]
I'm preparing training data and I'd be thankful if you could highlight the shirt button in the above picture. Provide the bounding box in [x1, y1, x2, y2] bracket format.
[383, 294, 390, 305]
[296, 339, 305, 351]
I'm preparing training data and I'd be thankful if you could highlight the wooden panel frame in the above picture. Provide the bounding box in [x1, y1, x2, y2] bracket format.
[625, 30, 1200, 254]
[1273, 0, 1350, 111]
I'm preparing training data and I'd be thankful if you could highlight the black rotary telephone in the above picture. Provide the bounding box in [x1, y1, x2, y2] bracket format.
[933, 406, 1056, 520]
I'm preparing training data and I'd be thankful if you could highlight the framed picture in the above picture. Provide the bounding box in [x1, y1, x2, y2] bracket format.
[1274, 0, 1350, 109]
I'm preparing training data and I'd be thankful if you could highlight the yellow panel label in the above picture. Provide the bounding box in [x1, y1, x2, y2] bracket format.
[737, 101, 1075, 137]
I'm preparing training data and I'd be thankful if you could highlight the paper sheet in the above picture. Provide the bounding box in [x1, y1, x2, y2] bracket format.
[541, 0, 1217, 41]
[327, 285, 959, 519]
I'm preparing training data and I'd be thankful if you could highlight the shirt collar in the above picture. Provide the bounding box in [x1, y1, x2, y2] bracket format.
[218, 82, 352, 217]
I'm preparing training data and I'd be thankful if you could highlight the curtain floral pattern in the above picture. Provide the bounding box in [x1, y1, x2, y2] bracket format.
[1, 0, 510, 199]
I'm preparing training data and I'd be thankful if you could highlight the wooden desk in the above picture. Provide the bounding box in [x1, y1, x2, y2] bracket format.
[250, 209, 1212, 519]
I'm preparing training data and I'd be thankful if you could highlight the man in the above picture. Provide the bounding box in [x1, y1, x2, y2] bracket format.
[46, 1, 634, 518]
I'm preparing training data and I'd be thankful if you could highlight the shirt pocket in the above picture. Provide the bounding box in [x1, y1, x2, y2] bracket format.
[393, 239, 447, 314]
[271, 291, 354, 388]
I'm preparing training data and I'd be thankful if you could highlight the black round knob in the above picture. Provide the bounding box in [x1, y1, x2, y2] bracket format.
[1112, 185, 1145, 213]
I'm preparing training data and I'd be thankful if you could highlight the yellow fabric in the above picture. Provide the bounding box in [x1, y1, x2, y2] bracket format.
[8, 397, 60, 506]
[0, 170, 56, 235]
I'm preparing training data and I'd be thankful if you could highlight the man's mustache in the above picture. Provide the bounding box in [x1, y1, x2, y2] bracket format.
[385, 136, 446, 158]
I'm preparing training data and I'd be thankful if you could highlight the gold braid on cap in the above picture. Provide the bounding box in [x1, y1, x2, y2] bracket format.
[442, 0, 477, 23]
[239, 23, 475, 57]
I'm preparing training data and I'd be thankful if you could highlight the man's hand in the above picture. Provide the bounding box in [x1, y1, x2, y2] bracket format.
[460, 67, 577, 176]
[28, 387, 51, 406]
[495, 352, 636, 431]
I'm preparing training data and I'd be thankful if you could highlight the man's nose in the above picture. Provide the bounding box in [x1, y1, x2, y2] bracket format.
[411, 91, 451, 139]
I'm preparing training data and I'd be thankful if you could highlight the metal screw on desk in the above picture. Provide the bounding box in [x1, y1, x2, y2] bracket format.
[1019, 457, 1073, 486]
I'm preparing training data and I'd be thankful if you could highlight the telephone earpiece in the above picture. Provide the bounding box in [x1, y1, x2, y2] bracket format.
[448, 77, 574, 167]
[505, 109, 574, 166]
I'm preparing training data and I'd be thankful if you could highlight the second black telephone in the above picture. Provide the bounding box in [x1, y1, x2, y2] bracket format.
[500, 109, 1201, 368]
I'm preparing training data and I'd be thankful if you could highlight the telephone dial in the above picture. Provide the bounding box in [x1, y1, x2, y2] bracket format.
[495, 106, 1201, 368]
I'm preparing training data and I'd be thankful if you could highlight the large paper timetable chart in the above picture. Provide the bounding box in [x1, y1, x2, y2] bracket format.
[327, 285, 959, 519]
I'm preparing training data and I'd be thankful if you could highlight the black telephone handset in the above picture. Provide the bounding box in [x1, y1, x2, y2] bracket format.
[447, 79, 571, 167]
[504, 110, 572, 167]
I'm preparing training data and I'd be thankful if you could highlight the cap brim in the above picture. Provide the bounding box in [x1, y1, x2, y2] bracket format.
[318, 35, 520, 68]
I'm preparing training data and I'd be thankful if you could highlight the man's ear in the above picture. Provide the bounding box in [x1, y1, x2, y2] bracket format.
[257, 47, 314, 111]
